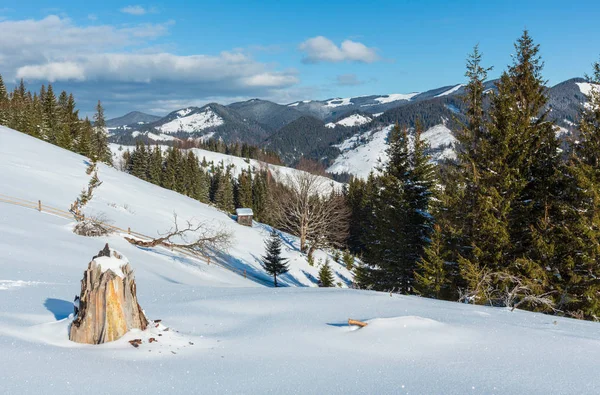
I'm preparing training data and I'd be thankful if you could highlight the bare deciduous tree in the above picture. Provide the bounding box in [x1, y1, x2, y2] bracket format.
[458, 267, 555, 312]
[125, 213, 232, 255]
[272, 171, 349, 260]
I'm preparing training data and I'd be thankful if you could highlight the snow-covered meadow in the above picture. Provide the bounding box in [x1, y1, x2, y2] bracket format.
[1, 126, 600, 394]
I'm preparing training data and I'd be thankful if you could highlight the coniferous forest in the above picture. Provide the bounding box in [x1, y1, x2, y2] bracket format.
[0, 77, 111, 163]
[1, 30, 600, 321]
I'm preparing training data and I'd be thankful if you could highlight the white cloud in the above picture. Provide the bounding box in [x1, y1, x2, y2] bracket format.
[17, 62, 85, 82]
[299, 36, 379, 63]
[120, 5, 148, 15]
[0, 15, 301, 116]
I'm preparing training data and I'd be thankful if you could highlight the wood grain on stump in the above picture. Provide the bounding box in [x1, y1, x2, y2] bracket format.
[69, 244, 148, 344]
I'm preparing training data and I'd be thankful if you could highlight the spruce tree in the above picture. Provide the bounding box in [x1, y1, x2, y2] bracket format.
[147, 145, 163, 185]
[42, 84, 59, 144]
[92, 101, 111, 164]
[0, 74, 8, 125]
[215, 168, 235, 213]
[415, 224, 448, 298]
[318, 259, 335, 287]
[261, 229, 289, 287]
[236, 169, 253, 208]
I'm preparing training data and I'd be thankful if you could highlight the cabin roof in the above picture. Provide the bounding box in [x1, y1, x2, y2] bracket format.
[236, 208, 253, 216]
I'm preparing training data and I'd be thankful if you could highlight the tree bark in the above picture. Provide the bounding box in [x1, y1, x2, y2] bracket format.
[69, 244, 148, 344]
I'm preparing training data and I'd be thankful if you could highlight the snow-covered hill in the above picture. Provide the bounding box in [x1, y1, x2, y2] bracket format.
[3, 126, 350, 288]
[158, 107, 225, 134]
[325, 113, 372, 128]
[110, 143, 344, 193]
[327, 123, 456, 178]
[2, 126, 600, 394]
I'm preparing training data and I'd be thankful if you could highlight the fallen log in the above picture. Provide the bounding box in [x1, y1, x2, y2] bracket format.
[348, 319, 368, 328]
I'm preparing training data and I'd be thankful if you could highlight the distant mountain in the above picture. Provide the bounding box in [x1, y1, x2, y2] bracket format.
[109, 103, 271, 146]
[266, 116, 353, 164]
[228, 99, 304, 131]
[107, 77, 593, 171]
[106, 111, 161, 128]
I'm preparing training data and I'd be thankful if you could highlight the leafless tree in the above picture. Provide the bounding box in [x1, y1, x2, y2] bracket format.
[458, 268, 555, 312]
[272, 171, 349, 260]
[125, 213, 232, 255]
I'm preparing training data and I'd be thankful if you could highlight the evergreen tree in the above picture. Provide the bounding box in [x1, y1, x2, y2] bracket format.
[92, 101, 111, 163]
[342, 250, 354, 271]
[236, 169, 253, 208]
[252, 171, 270, 222]
[147, 145, 163, 185]
[215, 168, 235, 213]
[131, 142, 149, 180]
[42, 84, 59, 144]
[261, 229, 289, 287]
[77, 117, 93, 157]
[0, 74, 8, 125]
[318, 259, 335, 287]
[415, 224, 448, 298]
[359, 122, 437, 293]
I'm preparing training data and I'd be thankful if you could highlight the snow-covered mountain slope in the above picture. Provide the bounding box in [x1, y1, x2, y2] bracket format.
[110, 143, 344, 193]
[3, 127, 600, 394]
[2, 126, 350, 288]
[325, 113, 372, 128]
[327, 124, 456, 179]
[158, 107, 225, 134]
[576, 81, 600, 96]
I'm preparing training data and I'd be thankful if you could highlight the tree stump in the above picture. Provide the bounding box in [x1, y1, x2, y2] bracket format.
[69, 244, 148, 344]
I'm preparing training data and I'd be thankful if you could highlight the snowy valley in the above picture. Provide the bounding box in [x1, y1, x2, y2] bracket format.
[2, 125, 600, 394]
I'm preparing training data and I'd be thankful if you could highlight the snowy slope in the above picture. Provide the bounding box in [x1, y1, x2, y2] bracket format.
[435, 84, 465, 97]
[2, 126, 351, 289]
[2, 126, 600, 394]
[110, 143, 344, 193]
[325, 113, 372, 128]
[373, 92, 419, 104]
[158, 107, 224, 134]
[327, 124, 456, 179]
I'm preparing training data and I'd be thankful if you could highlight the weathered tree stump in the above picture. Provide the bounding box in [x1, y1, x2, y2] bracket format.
[69, 244, 148, 344]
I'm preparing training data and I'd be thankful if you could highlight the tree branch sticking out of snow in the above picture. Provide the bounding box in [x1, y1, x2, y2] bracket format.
[125, 213, 232, 255]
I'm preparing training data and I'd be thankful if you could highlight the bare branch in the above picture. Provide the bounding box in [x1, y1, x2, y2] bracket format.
[125, 213, 232, 256]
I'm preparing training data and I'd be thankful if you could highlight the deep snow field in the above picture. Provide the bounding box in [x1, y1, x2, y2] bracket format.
[2, 126, 600, 394]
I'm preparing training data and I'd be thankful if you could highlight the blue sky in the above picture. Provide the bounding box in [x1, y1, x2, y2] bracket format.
[1, 0, 599, 117]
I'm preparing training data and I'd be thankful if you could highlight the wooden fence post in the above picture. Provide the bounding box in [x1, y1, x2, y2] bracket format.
[38, 200, 42, 212]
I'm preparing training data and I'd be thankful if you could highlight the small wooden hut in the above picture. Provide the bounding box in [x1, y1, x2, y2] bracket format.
[236, 208, 253, 227]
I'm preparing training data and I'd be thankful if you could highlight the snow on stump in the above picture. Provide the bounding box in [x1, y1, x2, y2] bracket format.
[69, 244, 148, 344]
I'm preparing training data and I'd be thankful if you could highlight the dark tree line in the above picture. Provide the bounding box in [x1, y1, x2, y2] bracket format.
[0, 75, 111, 163]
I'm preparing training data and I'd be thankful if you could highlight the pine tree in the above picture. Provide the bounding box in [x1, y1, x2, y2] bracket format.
[415, 224, 448, 298]
[42, 84, 59, 144]
[252, 171, 270, 222]
[0, 74, 8, 125]
[215, 168, 235, 213]
[236, 169, 253, 208]
[147, 145, 163, 185]
[342, 250, 354, 271]
[261, 229, 289, 287]
[318, 259, 335, 287]
[131, 142, 149, 180]
[92, 101, 111, 164]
